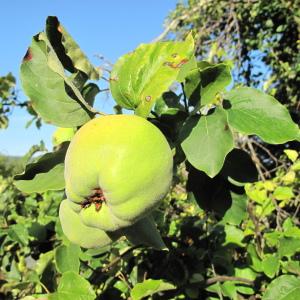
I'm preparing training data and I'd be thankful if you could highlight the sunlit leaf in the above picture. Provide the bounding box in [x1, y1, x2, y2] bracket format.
[224, 87, 300, 144]
[181, 108, 234, 177]
[110, 34, 194, 117]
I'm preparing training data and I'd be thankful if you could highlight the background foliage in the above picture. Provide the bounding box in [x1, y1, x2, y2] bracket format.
[0, 2, 300, 299]
[165, 0, 300, 172]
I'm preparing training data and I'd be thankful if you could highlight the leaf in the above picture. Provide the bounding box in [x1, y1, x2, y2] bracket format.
[153, 91, 184, 116]
[284, 149, 298, 162]
[234, 268, 257, 295]
[186, 167, 232, 217]
[110, 34, 194, 117]
[262, 275, 300, 300]
[223, 224, 245, 247]
[185, 63, 232, 107]
[8, 224, 29, 246]
[14, 142, 68, 193]
[55, 244, 81, 274]
[48, 271, 96, 300]
[262, 254, 280, 278]
[81, 83, 100, 107]
[20, 34, 94, 127]
[35, 251, 55, 275]
[245, 182, 268, 204]
[224, 87, 300, 144]
[177, 54, 197, 82]
[281, 260, 300, 276]
[181, 108, 234, 177]
[247, 244, 262, 272]
[46, 16, 99, 80]
[222, 193, 247, 225]
[123, 216, 167, 250]
[220, 148, 258, 183]
[273, 186, 294, 201]
[131, 279, 176, 300]
[278, 237, 300, 258]
[28, 222, 47, 241]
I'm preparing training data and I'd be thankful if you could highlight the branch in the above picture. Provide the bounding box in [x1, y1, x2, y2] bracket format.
[205, 275, 254, 286]
[247, 201, 263, 256]
[101, 245, 141, 272]
[246, 138, 268, 180]
[152, 4, 202, 42]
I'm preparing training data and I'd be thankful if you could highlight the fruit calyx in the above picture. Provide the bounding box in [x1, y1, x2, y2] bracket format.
[80, 187, 106, 212]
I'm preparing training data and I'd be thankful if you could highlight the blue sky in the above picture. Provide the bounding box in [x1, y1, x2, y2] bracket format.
[0, 0, 177, 156]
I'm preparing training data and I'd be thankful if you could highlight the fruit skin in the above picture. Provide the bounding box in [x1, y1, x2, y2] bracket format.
[65, 114, 173, 232]
[59, 199, 119, 249]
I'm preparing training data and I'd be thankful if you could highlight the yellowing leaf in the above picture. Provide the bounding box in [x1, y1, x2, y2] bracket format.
[284, 149, 298, 162]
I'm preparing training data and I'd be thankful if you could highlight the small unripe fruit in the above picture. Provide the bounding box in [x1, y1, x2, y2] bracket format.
[52, 127, 76, 146]
[65, 115, 173, 231]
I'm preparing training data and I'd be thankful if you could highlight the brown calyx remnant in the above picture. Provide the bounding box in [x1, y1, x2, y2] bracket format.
[81, 188, 106, 212]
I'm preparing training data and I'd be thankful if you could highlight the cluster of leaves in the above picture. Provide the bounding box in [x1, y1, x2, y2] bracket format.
[1, 15, 299, 299]
[0, 72, 43, 130]
[0, 73, 17, 129]
[166, 0, 300, 111]
[1, 150, 300, 299]
[165, 0, 300, 172]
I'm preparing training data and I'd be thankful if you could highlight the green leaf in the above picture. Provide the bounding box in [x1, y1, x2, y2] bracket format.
[278, 237, 300, 258]
[245, 182, 268, 204]
[8, 224, 29, 246]
[14, 142, 68, 193]
[123, 216, 167, 250]
[262, 275, 300, 300]
[222, 193, 247, 225]
[55, 244, 81, 274]
[110, 34, 194, 117]
[153, 91, 183, 116]
[284, 149, 298, 162]
[177, 54, 197, 82]
[223, 224, 245, 247]
[181, 108, 234, 177]
[185, 63, 232, 107]
[35, 251, 55, 275]
[262, 254, 280, 278]
[247, 244, 262, 272]
[20, 34, 94, 127]
[48, 271, 96, 300]
[224, 87, 300, 144]
[131, 279, 176, 300]
[46, 16, 99, 80]
[273, 186, 294, 201]
[234, 268, 256, 295]
[281, 260, 300, 276]
[81, 83, 100, 107]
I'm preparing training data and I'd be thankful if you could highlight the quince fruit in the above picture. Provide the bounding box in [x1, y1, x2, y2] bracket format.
[59, 199, 119, 248]
[64, 114, 173, 232]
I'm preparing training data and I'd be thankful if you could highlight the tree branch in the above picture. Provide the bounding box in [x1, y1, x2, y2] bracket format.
[205, 275, 254, 286]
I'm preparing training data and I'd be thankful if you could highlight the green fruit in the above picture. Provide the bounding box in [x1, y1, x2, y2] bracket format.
[52, 127, 76, 147]
[65, 114, 173, 232]
[59, 200, 119, 248]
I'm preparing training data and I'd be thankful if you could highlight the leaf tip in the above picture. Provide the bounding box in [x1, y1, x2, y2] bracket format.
[23, 48, 33, 62]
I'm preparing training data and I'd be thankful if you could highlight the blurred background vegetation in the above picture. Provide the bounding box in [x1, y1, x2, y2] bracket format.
[164, 0, 300, 175]
[0, 0, 299, 299]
